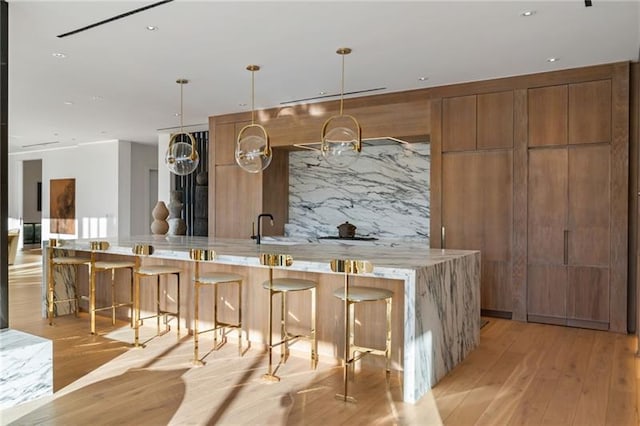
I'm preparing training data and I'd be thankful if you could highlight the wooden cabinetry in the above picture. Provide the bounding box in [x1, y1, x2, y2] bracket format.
[433, 64, 628, 330]
[438, 90, 514, 316]
[526, 78, 617, 330]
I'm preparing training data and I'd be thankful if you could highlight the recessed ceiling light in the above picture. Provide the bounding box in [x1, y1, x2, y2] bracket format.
[100, 131, 107, 134]
[318, 91, 326, 95]
[53, 132, 59, 136]
[238, 103, 247, 107]
[146, 26, 158, 31]
[52, 52, 66, 58]
[174, 112, 181, 117]
[63, 101, 74, 105]
[521, 10, 536, 17]
[547, 57, 559, 63]
[91, 96, 103, 101]
[418, 77, 428, 81]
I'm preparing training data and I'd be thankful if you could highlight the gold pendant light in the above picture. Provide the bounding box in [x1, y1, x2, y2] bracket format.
[165, 79, 199, 175]
[320, 48, 362, 168]
[235, 65, 272, 173]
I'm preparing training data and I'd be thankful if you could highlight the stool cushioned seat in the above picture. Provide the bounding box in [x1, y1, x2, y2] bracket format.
[94, 260, 136, 270]
[262, 277, 317, 292]
[137, 265, 182, 275]
[52, 256, 90, 265]
[199, 272, 244, 285]
[333, 286, 393, 302]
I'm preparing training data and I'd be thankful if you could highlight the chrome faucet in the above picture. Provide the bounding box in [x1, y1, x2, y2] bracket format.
[254, 213, 274, 244]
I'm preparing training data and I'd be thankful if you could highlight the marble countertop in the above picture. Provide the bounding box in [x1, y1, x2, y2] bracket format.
[51, 235, 478, 280]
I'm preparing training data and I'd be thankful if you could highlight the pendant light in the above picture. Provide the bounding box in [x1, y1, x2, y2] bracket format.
[235, 65, 272, 173]
[165, 79, 199, 176]
[320, 48, 362, 168]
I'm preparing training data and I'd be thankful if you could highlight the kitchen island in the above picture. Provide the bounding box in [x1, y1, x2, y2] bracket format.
[43, 236, 480, 403]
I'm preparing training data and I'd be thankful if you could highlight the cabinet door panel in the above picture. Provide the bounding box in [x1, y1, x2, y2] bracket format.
[214, 123, 236, 166]
[528, 85, 568, 147]
[527, 264, 567, 321]
[567, 266, 609, 324]
[442, 153, 482, 250]
[527, 148, 568, 264]
[569, 80, 611, 145]
[214, 165, 261, 238]
[444, 151, 512, 313]
[477, 91, 514, 150]
[568, 145, 610, 267]
[482, 261, 512, 312]
[443, 95, 476, 152]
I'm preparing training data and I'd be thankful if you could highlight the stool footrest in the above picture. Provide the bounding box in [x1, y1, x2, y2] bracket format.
[93, 302, 133, 313]
[196, 321, 241, 336]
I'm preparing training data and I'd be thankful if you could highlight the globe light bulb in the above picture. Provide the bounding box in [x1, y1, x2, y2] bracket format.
[165, 141, 199, 176]
[235, 134, 272, 173]
[321, 126, 360, 168]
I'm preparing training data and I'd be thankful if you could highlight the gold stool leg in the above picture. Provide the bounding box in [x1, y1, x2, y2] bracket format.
[156, 275, 161, 335]
[73, 264, 80, 317]
[336, 273, 356, 403]
[349, 301, 356, 374]
[281, 291, 288, 363]
[176, 272, 181, 337]
[385, 297, 392, 378]
[213, 283, 219, 348]
[134, 272, 142, 347]
[311, 286, 318, 370]
[237, 280, 243, 356]
[47, 252, 55, 325]
[111, 268, 117, 326]
[193, 278, 203, 366]
[262, 268, 280, 383]
[128, 267, 134, 328]
[89, 262, 96, 334]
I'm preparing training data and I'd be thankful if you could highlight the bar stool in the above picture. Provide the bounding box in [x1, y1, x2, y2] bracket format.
[132, 244, 183, 347]
[88, 241, 136, 335]
[330, 259, 392, 403]
[47, 239, 90, 325]
[260, 253, 318, 382]
[190, 248, 245, 366]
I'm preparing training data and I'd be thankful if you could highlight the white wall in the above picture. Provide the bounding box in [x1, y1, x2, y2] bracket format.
[130, 143, 158, 235]
[8, 139, 157, 241]
[157, 133, 172, 203]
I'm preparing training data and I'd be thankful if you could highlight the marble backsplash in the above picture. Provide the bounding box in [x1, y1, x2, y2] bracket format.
[287, 142, 430, 241]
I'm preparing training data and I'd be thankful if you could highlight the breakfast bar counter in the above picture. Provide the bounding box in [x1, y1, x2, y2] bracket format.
[43, 236, 480, 403]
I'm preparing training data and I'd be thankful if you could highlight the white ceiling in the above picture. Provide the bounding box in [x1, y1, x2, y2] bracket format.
[6, 0, 640, 153]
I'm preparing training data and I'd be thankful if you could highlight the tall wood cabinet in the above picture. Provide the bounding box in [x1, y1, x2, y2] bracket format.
[527, 81, 613, 330]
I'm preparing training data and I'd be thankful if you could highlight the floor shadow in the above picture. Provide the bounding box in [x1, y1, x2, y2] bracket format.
[8, 368, 189, 426]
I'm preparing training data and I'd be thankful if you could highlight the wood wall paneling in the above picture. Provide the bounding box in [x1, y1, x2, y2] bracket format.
[528, 85, 568, 147]
[610, 62, 630, 332]
[568, 80, 612, 145]
[631, 63, 639, 336]
[477, 90, 514, 150]
[442, 95, 477, 152]
[512, 89, 528, 321]
[430, 99, 443, 249]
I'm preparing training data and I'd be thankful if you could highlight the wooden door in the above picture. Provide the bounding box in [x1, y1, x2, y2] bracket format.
[527, 148, 568, 324]
[566, 144, 610, 329]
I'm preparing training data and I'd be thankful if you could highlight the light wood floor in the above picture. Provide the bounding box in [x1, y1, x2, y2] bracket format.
[2, 250, 639, 425]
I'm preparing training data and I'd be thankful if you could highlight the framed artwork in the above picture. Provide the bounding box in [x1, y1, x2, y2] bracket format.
[50, 178, 76, 234]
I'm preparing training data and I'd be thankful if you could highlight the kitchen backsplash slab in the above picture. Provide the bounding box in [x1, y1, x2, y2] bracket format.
[288, 142, 430, 241]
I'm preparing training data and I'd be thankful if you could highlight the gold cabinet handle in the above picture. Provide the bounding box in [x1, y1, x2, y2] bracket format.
[441, 226, 446, 249]
[564, 230, 569, 265]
